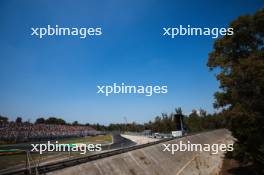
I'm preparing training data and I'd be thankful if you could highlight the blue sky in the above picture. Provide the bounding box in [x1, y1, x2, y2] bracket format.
[0, 0, 263, 124]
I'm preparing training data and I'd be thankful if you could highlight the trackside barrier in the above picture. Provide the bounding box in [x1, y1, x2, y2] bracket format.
[0, 137, 176, 175]
[0, 130, 222, 175]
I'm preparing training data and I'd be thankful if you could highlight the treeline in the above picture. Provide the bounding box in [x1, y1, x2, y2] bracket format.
[0, 116, 63, 125]
[0, 116, 86, 126]
[87, 108, 228, 133]
[0, 108, 227, 133]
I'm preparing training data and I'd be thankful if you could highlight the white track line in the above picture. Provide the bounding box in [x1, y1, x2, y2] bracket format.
[176, 154, 199, 175]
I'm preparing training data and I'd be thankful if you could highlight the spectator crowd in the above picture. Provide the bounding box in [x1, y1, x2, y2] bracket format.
[0, 122, 96, 143]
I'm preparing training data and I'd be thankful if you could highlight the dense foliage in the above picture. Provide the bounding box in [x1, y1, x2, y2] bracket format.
[86, 108, 227, 133]
[207, 8, 264, 173]
[0, 107, 226, 133]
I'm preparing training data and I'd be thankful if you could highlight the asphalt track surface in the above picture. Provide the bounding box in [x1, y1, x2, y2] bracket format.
[0, 134, 136, 175]
[0, 133, 136, 151]
[0, 130, 231, 175]
[107, 133, 136, 150]
[0, 135, 168, 175]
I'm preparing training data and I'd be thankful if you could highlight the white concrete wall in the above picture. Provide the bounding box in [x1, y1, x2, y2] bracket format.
[48, 129, 234, 175]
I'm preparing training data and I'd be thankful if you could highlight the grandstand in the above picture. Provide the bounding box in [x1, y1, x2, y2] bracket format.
[0, 122, 96, 144]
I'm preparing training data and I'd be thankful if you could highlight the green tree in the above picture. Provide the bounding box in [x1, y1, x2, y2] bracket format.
[15, 117, 22, 124]
[0, 115, 8, 123]
[175, 107, 183, 115]
[185, 110, 202, 132]
[72, 121, 79, 126]
[45, 117, 66, 125]
[207, 8, 264, 172]
[35, 117, 45, 124]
